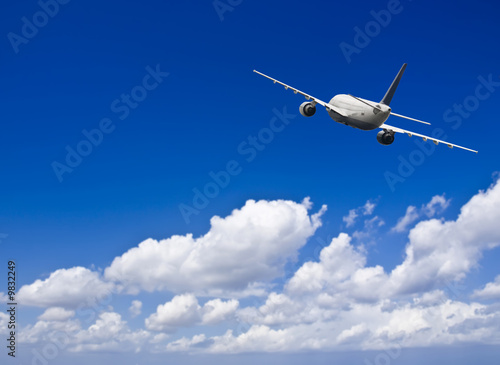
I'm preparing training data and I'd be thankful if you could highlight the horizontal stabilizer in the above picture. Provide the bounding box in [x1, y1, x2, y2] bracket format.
[390, 112, 431, 125]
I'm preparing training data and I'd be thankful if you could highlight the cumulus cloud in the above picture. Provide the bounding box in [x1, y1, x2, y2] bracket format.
[472, 276, 500, 300]
[105, 199, 326, 296]
[145, 294, 201, 331]
[14, 180, 500, 355]
[18, 267, 115, 308]
[286, 181, 500, 301]
[129, 300, 143, 318]
[284, 233, 389, 307]
[72, 312, 150, 352]
[145, 294, 238, 332]
[20, 317, 81, 345]
[201, 298, 239, 325]
[389, 182, 500, 295]
[20, 311, 151, 353]
[392, 194, 450, 232]
[237, 290, 348, 329]
[286, 233, 370, 297]
[38, 307, 76, 321]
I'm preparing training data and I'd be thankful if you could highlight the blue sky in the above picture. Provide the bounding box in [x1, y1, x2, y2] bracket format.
[1, 0, 500, 364]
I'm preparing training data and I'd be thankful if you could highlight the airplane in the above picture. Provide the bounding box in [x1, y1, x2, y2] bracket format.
[253, 64, 478, 153]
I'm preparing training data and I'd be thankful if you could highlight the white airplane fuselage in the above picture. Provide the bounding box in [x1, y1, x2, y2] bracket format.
[327, 94, 391, 131]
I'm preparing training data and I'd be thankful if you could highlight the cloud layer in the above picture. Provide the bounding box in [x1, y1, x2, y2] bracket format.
[15, 184, 500, 355]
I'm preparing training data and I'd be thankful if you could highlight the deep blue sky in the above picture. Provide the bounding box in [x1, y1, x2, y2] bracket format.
[1, 0, 500, 363]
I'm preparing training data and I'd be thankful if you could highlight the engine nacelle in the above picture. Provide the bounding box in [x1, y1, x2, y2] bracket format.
[300, 102, 316, 117]
[377, 130, 395, 145]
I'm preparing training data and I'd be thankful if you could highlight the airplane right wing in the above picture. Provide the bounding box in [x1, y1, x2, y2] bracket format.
[380, 124, 478, 153]
[253, 70, 347, 117]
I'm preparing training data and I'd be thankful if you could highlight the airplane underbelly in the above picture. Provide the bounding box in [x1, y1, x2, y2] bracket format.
[328, 109, 387, 131]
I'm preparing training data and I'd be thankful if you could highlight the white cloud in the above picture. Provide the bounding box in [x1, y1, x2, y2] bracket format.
[166, 334, 209, 352]
[38, 307, 75, 321]
[392, 206, 419, 233]
[342, 200, 377, 228]
[287, 232, 389, 304]
[363, 201, 376, 215]
[352, 215, 385, 242]
[0, 292, 8, 303]
[0, 312, 9, 332]
[208, 325, 290, 353]
[72, 312, 150, 353]
[18, 267, 115, 308]
[237, 292, 336, 326]
[129, 300, 142, 318]
[20, 311, 151, 353]
[392, 194, 450, 232]
[286, 233, 370, 297]
[145, 294, 201, 332]
[413, 290, 447, 307]
[150, 333, 170, 344]
[473, 276, 500, 300]
[423, 194, 451, 217]
[105, 199, 326, 297]
[201, 298, 239, 325]
[389, 182, 500, 295]
[286, 181, 500, 301]
[13, 179, 500, 355]
[171, 297, 499, 354]
[343, 209, 358, 227]
[19, 316, 81, 345]
[145, 294, 239, 332]
[78, 312, 127, 341]
[336, 324, 369, 344]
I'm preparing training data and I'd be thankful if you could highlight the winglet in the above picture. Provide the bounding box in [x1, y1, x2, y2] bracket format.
[381, 63, 407, 106]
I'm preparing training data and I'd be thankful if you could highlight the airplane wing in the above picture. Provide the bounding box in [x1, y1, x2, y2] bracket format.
[380, 124, 478, 153]
[253, 70, 347, 117]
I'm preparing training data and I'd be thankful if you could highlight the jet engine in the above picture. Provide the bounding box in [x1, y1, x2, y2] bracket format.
[377, 130, 395, 145]
[299, 102, 316, 117]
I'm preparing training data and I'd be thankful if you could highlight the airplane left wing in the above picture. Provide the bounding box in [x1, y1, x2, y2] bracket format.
[253, 70, 347, 117]
[380, 124, 478, 153]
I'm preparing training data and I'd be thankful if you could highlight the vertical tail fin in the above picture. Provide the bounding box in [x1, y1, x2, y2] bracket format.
[380, 63, 407, 106]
